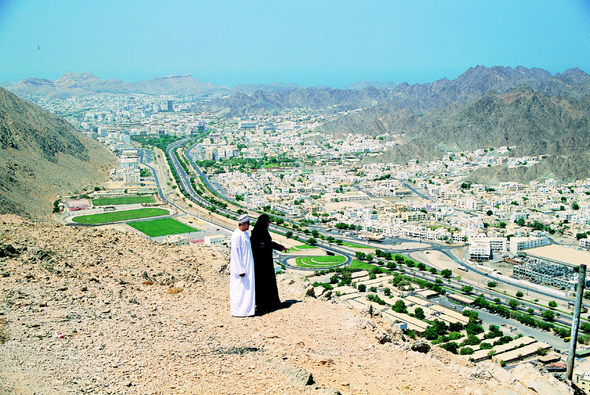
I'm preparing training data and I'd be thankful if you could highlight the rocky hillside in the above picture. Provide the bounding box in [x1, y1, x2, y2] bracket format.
[211, 65, 590, 116]
[0, 215, 569, 394]
[326, 88, 590, 183]
[0, 87, 115, 220]
[7, 66, 590, 112]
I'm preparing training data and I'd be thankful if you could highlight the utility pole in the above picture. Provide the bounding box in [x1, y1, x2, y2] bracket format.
[567, 264, 587, 381]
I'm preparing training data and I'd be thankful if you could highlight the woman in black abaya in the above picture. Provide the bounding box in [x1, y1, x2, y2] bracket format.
[250, 214, 288, 314]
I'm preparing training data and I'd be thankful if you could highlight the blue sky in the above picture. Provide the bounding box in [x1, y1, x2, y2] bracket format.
[0, 0, 589, 87]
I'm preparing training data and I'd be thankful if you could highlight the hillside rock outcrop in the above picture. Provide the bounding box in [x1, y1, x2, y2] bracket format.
[0, 216, 570, 393]
[0, 88, 115, 220]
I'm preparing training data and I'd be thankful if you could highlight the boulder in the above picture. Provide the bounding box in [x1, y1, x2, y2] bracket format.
[286, 368, 315, 386]
[411, 340, 431, 354]
[320, 290, 332, 300]
[376, 331, 392, 344]
[510, 363, 571, 395]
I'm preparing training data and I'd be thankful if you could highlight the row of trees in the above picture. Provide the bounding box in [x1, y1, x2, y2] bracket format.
[471, 295, 572, 338]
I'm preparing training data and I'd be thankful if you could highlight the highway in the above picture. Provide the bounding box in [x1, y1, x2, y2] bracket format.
[140, 145, 233, 234]
[164, 139, 588, 323]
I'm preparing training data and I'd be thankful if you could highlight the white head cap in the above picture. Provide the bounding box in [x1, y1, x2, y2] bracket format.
[237, 214, 250, 225]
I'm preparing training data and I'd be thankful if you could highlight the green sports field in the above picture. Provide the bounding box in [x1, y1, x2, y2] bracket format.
[92, 196, 155, 206]
[342, 241, 373, 249]
[349, 260, 379, 271]
[289, 244, 318, 252]
[295, 255, 346, 268]
[127, 218, 198, 237]
[71, 208, 169, 224]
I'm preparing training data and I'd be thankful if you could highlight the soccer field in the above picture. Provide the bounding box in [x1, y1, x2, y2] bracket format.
[71, 208, 169, 224]
[128, 218, 198, 237]
[295, 255, 346, 268]
[92, 196, 155, 206]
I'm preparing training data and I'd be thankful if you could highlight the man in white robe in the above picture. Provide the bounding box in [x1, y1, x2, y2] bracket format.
[230, 214, 256, 317]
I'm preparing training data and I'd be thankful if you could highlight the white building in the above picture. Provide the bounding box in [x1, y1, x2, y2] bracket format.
[469, 240, 491, 261]
[509, 236, 550, 255]
[204, 234, 227, 246]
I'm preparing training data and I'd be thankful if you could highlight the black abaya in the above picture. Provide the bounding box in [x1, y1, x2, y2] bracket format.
[250, 219, 284, 312]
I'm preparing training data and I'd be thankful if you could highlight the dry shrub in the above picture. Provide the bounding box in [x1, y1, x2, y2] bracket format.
[166, 287, 183, 294]
[142, 281, 154, 286]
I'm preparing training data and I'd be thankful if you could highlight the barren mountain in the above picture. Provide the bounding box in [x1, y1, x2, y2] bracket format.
[6, 73, 227, 98]
[0, 87, 115, 220]
[0, 215, 568, 393]
[326, 88, 590, 183]
[213, 66, 590, 116]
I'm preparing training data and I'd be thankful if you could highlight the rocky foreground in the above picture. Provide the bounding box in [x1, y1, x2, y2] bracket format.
[0, 215, 570, 394]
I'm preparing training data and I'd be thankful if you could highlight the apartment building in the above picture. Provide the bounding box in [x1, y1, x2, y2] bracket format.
[509, 236, 550, 255]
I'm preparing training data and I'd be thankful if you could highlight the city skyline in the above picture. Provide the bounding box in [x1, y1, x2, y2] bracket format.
[1, 0, 589, 86]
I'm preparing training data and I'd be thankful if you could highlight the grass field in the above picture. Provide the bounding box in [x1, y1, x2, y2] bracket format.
[92, 196, 155, 206]
[71, 208, 169, 224]
[342, 241, 373, 249]
[349, 260, 380, 271]
[295, 255, 346, 268]
[289, 244, 318, 252]
[128, 218, 198, 237]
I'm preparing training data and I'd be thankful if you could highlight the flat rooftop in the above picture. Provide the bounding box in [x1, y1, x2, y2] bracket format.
[526, 245, 590, 267]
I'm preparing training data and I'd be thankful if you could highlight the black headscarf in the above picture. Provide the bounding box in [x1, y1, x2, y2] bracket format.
[251, 214, 270, 238]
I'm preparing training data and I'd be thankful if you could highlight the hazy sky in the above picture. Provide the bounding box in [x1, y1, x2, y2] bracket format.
[1, 0, 589, 87]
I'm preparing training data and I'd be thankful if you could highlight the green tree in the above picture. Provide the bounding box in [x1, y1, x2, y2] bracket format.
[516, 291, 524, 298]
[459, 347, 474, 355]
[463, 334, 481, 346]
[487, 281, 497, 288]
[285, 231, 293, 238]
[465, 321, 484, 335]
[357, 284, 366, 292]
[508, 299, 519, 310]
[541, 309, 555, 321]
[461, 286, 473, 294]
[480, 342, 493, 350]
[440, 342, 458, 354]
[441, 269, 452, 278]
[424, 320, 448, 340]
[414, 307, 425, 319]
[548, 301, 558, 309]
[307, 238, 317, 246]
[392, 300, 408, 314]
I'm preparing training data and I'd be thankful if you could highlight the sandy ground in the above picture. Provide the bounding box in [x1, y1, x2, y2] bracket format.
[0, 215, 568, 394]
[390, 242, 426, 251]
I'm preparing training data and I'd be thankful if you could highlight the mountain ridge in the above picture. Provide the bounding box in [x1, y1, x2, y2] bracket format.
[326, 88, 590, 183]
[6, 73, 227, 98]
[0, 87, 115, 219]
